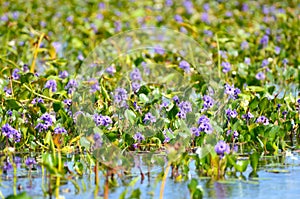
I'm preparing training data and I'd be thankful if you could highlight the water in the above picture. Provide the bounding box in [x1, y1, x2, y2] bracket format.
[1, 153, 300, 199]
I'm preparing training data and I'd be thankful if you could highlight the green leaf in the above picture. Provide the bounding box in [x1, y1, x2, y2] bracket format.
[250, 152, 260, 172]
[5, 192, 32, 199]
[5, 99, 21, 110]
[53, 101, 62, 112]
[124, 109, 136, 125]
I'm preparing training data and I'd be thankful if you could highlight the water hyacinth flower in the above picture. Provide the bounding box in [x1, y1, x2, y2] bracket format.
[203, 30, 213, 37]
[215, 140, 230, 158]
[23, 64, 29, 72]
[4, 86, 12, 95]
[221, 62, 231, 73]
[88, 78, 100, 93]
[224, 84, 240, 100]
[260, 35, 269, 48]
[282, 58, 288, 65]
[256, 116, 269, 125]
[143, 112, 156, 123]
[77, 54, 84, 61]
[59, 71, 68, 79]
[35, 113, 54, 132]
[133, 132, 144, 142]
[174, 14, 183, 22]
[172, 95, 180, 104]
[2, 160, 13, 172]
[7, 110, 12, 117]
[131, 82, 141, 92]
[63, 99, 72, 107]
[183, 0, 194, 14]
[44, 79, 57, 92]
[226, 108, 238, 119]
[65, 79, 78, 94]
[241, 41, 249, 50]
[198, 115, 213, 134]
[130, 68, 142, 81]
[201, 12, 209, 24]
[25, 157, 36, 167]
[12, 68, 20, 80]
[31, 97, 44, 105]
[114, 88, 128, 107]
[179, 60, 190, 73]
[106, 65, 116, 75]
[154, 45, 165, 55]
[1, 123, 21, 142]
[219, 50, 227, 59]
[54, 127, 67, 134]
[93, 114, 113, 127]
[256, 71, 265, 80]
[244, 57, 251, 65]
[202, 95, 214, 110]
[93, 133, 102, 149]
[242, 112, 254, 120]
[190, 127, 200, 136]
[261, 59, 269, 67]
[275, 46, 281, 54]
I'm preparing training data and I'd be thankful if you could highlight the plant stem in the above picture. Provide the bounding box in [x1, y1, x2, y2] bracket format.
[31, 33, 45, 73]
[159, 162, 171, 199]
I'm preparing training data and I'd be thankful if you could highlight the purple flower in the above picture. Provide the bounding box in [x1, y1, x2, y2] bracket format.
[297, 99, 300, 104]
[224, 84, 240, 100]
[275, 46, 281, 55]
[93, 133, 102, 149]
[35, 113, 54, 132]
[133, 132, 144, 142]
[12, 68, 20, 80]
[65, 79, 78, 94]
[260, 35, 269, 48]
[132, 82, 140, 92]
[282, 110, 288, 116]
[233, 130, 239, 138]
[242, 112, 254, 120]
[88, 78, 100, 93]
[222, 62, 231, 73]
[4, 86, 12, 95]
[54, 127, 67, 134]
[219, 50, 227, 59]
[114, 88, 128, 107]
[201, 12, 209, 23]
[203, 3, 210, 11]
[174, 14, 183, 22]
[66, 15, 74, 23]
[173, 96, 180, 104]
[177, 111, 186, 119]
[106, 65, 116, 75]
[241, 41, 249, 50]
[44, 79, 57, 92]
[2, 161, 13, 172]
[179, 60, 190, 73]
[1, 123, 21, 142]
[31, 97, 44, 105]
[225, 11, 233, 17]
[256, 116, 269, 125]
[215, 140, 230, 158]
[59, 71, 69, 79]
[63, 99, 72, 107]
[130, 68, 142, 81]
[23, 64, 29, 73]
[261, 59, 269, 67]
[77, 54, 84, 61]
[183, 0, 194, 14]
[282, 58, 288, 65]
[7, 110, 12, 117]
[178, 101, 192, 113]
[165, 0, 173, 6]
[203, 30, 213, 37]
[202, 95, 214, 110]
[190, 127, 200, 136]
[198, 115, 213, 134]
[143, 112, 156, 123]
[256, 71, 265, 80]
[244, 57, 251, 65]
[226, 108, 237, 119]
[93, 114, 113, 127]
[25, 157, 36, 167]
[154, 45, 165, 55]
[242, 3, 249, 12]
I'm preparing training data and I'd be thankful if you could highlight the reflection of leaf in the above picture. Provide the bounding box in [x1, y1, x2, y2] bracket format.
[265, 169, 290, 173]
